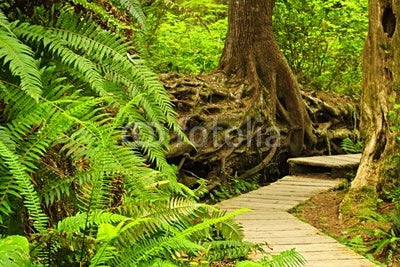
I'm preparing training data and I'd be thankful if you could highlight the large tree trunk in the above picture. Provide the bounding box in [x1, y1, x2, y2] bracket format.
[219, 0, 316, 156]
[351, 0, 400, 190]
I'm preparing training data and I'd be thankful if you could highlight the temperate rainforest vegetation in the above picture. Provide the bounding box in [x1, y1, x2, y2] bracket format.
[0, 0, 399, 266]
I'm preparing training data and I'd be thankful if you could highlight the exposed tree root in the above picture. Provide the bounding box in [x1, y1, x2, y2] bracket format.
[160, 72, 359, 189]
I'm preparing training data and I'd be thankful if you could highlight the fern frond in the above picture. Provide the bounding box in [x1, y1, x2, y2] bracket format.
[118, 0, 147, 30]
[203, 240, 256, 261]
[0, 138, 47, 232]
[0, 18, 42, 101]
[71, 0, 131, 32]
[13, 22, 107, 97]
[90, 242, 117, 267]
[260, 248, 306, 267]
[341, 137, 362, 154]
[55, 210, 131, 234]
[114, 209, 249, 266]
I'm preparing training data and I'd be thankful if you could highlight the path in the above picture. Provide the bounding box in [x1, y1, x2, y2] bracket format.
[216, 154, 376, 267]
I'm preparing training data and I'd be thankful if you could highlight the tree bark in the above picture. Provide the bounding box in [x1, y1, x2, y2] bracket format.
[352, 0, 400, 190]
[219, 0, 316, 156]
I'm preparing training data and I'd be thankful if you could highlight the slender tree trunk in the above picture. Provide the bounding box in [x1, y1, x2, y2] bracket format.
[351, 0, 400, 190]
[219, 0, 316, 156]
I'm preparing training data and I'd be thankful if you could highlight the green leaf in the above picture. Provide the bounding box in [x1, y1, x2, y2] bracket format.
[0, 13, 42, 101]
[97, 223, 119, 242]
[0, 235, 31, 267]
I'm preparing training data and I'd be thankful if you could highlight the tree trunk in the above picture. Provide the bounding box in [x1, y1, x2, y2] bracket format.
[351, 0, 400, 191]
[219, 0, 316, 156]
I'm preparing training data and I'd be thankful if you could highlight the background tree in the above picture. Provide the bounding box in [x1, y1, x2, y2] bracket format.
[351, 0, 400, 191]
[219, 0, 316, 156]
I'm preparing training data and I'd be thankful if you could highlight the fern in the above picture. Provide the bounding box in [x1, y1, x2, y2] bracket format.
[203, 240, 256, 261]
[118, 0, 147, 30]
[71, 0, 132, 32]
[113, 209, 249, 266]
[261, 248, 306, 267]
[0, 11, 42, 101]
[236, 249, 306, 267]
[341, 137, 363, 154]
[0, 138, 47, 232]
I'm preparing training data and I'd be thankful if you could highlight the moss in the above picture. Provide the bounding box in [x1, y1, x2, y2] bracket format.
[380, 154, 400, 193]
[339, 186, 378, 226]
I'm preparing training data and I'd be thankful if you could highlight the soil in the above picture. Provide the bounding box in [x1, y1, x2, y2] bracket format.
[292, 188, 399, 266]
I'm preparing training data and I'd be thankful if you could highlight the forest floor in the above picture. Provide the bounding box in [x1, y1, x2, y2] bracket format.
[291, 187, 398, 266]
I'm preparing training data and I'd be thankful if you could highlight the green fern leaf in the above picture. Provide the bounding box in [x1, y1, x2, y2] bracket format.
[119, 0, 147, 30]
[0, 13, 42, 101]
[0, 139, 47, 232]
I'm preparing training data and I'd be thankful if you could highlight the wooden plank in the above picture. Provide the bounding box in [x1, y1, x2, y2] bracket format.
[276, 177, 342, 185]
[233, 194, 310, 202]
[305, 259, 375, 267]
[228, 196, 300, 205]
[271, 181, 337, 188]
[287, 154, 362, 168]
[245, 236, 338, 244]
[263, 184, 329, 191]
[244, 189, 316, 197]
[296, 251, 367, 261]
[331, 154, 362, 162]
[235, 212, 296, 220]
[282, 174, 340, 180]
[280, 175, 342, 183]
[239, 219, 311, 228]
[274, 179, 340, 187]
[216, 201, 293, 210]
[230, 199, 300, 207]
[242, 229, 321, 238]
[343, 153, 363, 160]
[263, 243, 352, 252]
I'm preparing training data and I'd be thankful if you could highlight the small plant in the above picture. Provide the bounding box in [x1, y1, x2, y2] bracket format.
[341, 137, 363, 154]
[209, 175, 260, 203]
[236, 248, 306, 267]
[388, 98, 400, 142]
[386, 187, 400, 204]
[357, 207, 400, 264]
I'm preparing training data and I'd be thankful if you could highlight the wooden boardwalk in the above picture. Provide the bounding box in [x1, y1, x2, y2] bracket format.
[217, 154, 376, 266]
[288, 154, 362, 177]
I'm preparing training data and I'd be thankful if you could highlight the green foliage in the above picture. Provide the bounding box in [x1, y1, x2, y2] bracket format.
[350, 207, 400, 264]
[388, 98, 400, 142]
[236, 248, 306, 267]
[0, 235, 31, 267]
[274, 0, 368, 95]
[341, 137, 363, 154]
[386, 187, 400, 204]
[136, 0, 227, 74]
[209, 175, 260, 203]
[138, 0, 368, 95]
[0, 12, 41, 101]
